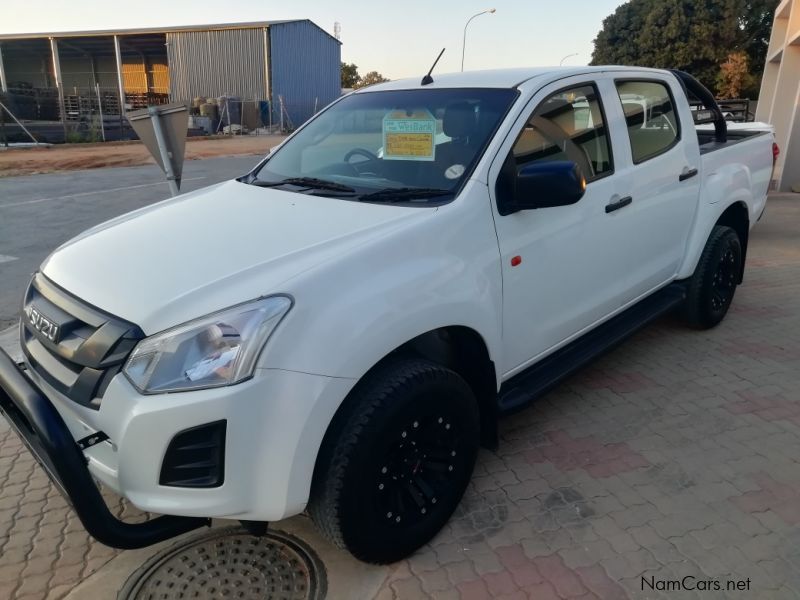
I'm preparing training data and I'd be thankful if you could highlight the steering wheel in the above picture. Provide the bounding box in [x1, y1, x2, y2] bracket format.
[530, 115, 594, 179]
[344, 148, 381, 176]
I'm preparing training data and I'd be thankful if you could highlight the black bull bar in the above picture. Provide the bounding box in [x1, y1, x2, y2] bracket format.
[0, 348, 209, 549]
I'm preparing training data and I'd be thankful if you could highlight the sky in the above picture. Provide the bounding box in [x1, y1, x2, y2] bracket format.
[2, 0, 626, 80]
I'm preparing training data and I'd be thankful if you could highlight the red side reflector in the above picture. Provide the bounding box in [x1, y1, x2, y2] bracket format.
[511, 256, 522, 267]
[773, 142, 780, 162]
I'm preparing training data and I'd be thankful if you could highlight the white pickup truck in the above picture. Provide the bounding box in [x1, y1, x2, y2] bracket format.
[0, 66, 776, 564]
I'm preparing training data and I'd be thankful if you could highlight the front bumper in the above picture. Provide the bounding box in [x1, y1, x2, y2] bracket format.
[0, 348, 209, 549]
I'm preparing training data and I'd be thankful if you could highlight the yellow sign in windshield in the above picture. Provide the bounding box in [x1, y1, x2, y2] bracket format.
[382, 109, 436, 161]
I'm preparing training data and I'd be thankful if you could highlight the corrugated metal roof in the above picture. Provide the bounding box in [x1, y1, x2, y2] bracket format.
[0, 19, 341, 44]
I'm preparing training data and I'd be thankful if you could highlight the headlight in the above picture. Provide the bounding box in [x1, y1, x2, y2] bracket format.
[123, 296, 292, 393]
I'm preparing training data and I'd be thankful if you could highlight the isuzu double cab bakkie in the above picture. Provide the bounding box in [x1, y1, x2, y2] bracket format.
[0, 66, 775, 564]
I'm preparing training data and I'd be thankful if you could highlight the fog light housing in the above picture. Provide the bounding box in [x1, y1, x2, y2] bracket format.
[160, 420, 226, 488]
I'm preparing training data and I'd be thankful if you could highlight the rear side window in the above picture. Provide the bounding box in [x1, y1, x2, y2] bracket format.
[615, 80, 680, 163]
[511, 83, 613, 181]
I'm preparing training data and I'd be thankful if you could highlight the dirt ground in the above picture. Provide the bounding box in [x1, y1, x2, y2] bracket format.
[0, 135, 287, 178]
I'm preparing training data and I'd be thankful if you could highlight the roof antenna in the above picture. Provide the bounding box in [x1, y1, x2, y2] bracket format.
[421, 48, 445, 86]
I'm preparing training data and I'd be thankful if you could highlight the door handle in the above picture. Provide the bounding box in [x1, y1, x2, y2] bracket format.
[679, 167, 699, 182]
[605, 196, 632, 214]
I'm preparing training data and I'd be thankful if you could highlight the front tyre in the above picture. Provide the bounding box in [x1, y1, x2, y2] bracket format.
[309, 359, 480, 564]
[684, 225, 742, 329]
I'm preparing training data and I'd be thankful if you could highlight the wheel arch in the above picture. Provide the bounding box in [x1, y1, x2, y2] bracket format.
[395, 326, 499, 448]
[679, 199, 750, 282]
[714, 201, 749, 283]
[310, 326, 499, 493]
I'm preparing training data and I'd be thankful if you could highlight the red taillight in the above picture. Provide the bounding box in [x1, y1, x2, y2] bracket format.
[773, 142, 780, 164]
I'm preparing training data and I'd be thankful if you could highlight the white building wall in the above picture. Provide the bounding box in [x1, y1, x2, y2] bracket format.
[758, 0, 800, 192]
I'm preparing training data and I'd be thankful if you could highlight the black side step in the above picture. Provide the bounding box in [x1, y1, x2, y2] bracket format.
[497, 283, 687, 415]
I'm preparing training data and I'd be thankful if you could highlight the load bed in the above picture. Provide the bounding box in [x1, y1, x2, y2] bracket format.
[697, 126, 771, 155]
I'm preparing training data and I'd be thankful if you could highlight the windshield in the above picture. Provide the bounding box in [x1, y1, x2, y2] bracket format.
[249, 88, 518, 203]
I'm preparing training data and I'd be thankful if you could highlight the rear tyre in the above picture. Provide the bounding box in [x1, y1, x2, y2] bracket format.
[309, 359, 480, 564]
[684, 225, 742, 329]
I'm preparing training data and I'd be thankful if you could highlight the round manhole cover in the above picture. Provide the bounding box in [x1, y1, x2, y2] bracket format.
[120, 527, 327, 600]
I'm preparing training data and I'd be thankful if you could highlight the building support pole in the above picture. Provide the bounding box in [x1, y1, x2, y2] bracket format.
[95, 83, 106, 142]
[113, 35, 126, 139]
[0, 105, 6, 148]
[50, 38, 67, 138]
[90, 54, 98, 88]
[263, 27, 272, 129]
[0, 44, 8, 93]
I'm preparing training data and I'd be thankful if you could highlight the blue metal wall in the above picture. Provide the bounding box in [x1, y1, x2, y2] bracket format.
[269, 20, 341, 128]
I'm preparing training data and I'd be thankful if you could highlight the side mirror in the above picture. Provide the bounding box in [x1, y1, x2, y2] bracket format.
[497, 160, 586, 215]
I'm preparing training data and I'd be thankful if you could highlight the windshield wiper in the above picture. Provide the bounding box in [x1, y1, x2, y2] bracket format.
[358, 187, 453, 202]
[249, 177, 356, 193]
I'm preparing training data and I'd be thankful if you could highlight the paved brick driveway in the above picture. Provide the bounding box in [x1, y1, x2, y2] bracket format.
[373, 194, 800, 599]
[1, 194, 799, 599]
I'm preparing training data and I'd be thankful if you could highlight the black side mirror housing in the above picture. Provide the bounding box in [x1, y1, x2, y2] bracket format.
[497, 158, 586, 215]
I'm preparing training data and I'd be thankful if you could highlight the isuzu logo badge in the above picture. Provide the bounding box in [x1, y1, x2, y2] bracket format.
[26, 306, 60, 343]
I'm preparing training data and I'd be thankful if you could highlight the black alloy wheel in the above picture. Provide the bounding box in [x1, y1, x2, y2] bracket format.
[374, 406, 467, 529]
[309, 359, 480, 564]
[710, 245, 738, 313]
[684, 225, 742, 329]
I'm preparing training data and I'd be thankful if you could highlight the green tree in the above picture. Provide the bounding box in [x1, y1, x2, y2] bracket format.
[354, 71, 390, 89]
[591, 1, 651, 67]
[590, 0, 779, 95]
[341, 62, 360, 88]
[739, 0, 780, 94]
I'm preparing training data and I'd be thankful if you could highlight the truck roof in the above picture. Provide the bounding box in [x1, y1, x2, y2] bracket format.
[357, 66, 672, 92]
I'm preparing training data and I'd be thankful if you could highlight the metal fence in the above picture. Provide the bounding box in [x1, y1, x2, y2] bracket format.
[3, 86, 61, 121]
[3, 85, 172, 119]
[0, 87, 325, 143]
[2, 84, 171, 143]
[187, 95, 322, 135]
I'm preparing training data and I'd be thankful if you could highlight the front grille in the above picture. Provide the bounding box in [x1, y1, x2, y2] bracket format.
[21, 273, 144, 410]
[160, 421, 226, 488]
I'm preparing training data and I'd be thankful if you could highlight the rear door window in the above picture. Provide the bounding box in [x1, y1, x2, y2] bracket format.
[615, 80, 680, 163]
